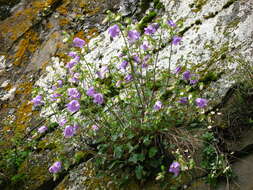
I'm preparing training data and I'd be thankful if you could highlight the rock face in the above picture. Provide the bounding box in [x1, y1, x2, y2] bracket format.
[0, 0, 253, 189]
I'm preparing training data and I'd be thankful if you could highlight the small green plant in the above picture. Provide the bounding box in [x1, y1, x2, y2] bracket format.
[201, 131, 232, 185]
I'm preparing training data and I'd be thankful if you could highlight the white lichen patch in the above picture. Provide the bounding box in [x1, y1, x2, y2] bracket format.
[0, 86, 17, 101]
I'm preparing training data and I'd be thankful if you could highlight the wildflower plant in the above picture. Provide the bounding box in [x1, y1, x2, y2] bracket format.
[31, 11, 225, 188]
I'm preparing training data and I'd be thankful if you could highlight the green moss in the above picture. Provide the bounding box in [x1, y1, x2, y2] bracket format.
[223, 0, 237, 9]
[190, 0, 208, 12]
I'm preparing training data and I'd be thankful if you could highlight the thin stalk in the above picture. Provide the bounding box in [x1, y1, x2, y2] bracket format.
[149, 32, 163, 105]
[120, 29, 144, 109]
[166, 42, 173, 86]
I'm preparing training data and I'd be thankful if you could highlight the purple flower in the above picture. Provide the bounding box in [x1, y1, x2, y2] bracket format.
[124, 74, 133, 82]
[167, 20, 176, 27]
[128, 30, 140, 43]
[38, 126, 48, 133]
[142, 63, 148, 68]
[172, 36, 182, 45]
[141, 41, 149, 51]
[93, 93, 104, 105]
[119, 60, 129, 70]
[63, 125, 75, 138]
[144, 54, 151, 62]
[31, 95, 43, 106]
[50, 93, 61, 101]
[68, 51, 77, 58]
[97, 66, 109, 79]
[190, 79, 198, 85]
[169, 161, 180, 177]
[52, 85, 57, 91]
[71, 73, 80, 83]
[118, 52, 125, 58]
[57, 80, 63, 88]
[178, 97, 188, 104]
[58, 118, 67, 127]
[68, 88, 81, 99]
[91, 125, 99, 131]
[195, 98, 208, 108]
[108, 24, 120, 38]
[144, 23, 159, 35]
[183, 70, 191, 81]
[73, 124, 79, 133]
[153, 101, 163, 111]
[73, 55, 80, 62]
[73, 37, 85, 48]
[49, 161, 61, 174]
[133, 55, 141, 63]
[66, 60, 77, 69]
[174, 66, 182, 74]
[116, 80, 122, 87]
[67, 100, 80, 112]
[86, 87, 96, 97]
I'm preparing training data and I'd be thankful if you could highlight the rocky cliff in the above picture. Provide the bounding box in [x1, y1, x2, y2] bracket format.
[0, 0, 253, 189]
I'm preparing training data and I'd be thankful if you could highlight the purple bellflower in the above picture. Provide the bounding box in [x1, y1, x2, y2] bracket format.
[178, 97, 188, 104]
[86, 87, 96, 97]
[93, 93, 104, 105]
[38, 126, 48, 133]
[144, 23, 159, 35]
[108, 24, 120, 38]
[68, 88, 81, 99]
[63, 125, 75, 138]
[73, 37, 85, 48]
[183, 70, 191, 81]
[97, 66, 109, 79]
[167, 20, 176, 27]
[31, 95, 43, 106]
[67, 100, 80, 112]
[125, 74, 133, 83]
[49, 161, 61, 174]
[172, 36, 182, 45]
[153, 101, 163, 111]
[196, 98, 208, 108]
[169, 161, 180, 177]
[128, 30, 140, 43]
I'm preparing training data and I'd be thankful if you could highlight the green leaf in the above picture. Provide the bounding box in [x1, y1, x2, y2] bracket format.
[114, 146, 124, 159]
[149, 147, 158, 158]
[135, 165, 143, 180]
